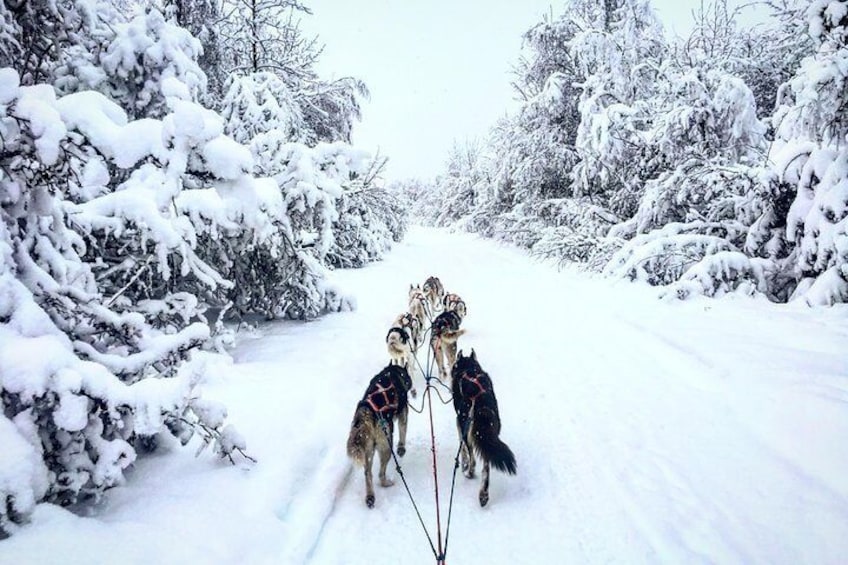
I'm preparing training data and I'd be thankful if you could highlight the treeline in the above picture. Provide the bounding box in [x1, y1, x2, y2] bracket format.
[403, 0, 847, 305]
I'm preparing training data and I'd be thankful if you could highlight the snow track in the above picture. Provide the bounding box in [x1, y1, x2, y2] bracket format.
[5, 227, 847, 564]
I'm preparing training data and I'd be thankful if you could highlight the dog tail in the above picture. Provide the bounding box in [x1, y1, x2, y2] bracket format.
[471, 406, 517, 475]
[439, 328, 466, 343]
[347, 405, 370, 466]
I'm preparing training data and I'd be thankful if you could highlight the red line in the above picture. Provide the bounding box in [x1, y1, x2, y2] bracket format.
[426, 386, 445, 563]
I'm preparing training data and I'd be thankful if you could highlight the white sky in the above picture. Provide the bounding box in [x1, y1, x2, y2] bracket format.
[303, 1, 755, 180]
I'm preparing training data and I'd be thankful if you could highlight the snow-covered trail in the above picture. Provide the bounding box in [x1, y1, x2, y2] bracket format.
[5, 227, 847, 564]
[306, 228, 848, 564]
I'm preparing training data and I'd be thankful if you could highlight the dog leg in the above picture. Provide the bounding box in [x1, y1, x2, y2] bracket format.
[479, 459, 490, 507]
[458, 422, 473, 478]
[364, 442, 375, 508]
[377, 426, 394, 488]
[397, 407, 408, 457]
[432, 339, 447, 380]
[446, 342, 458, 384]
[406, 354, 418, 398]
[465, 424, 477, 479]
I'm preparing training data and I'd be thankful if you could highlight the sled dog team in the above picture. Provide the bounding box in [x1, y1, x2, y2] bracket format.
[346, 276, 517, 509]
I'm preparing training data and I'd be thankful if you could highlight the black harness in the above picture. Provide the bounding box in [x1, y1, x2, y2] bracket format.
[363, 380, 399, 416]
[457, 370, 488, 403]
[361, 366, 412, 419]
[431, 311, 461, 338]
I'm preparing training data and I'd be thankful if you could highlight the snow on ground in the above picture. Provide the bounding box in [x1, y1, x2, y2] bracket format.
[4, 227, 848, 564]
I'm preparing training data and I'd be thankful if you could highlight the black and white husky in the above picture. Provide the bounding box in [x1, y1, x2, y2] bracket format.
[451, 350, 516, 507]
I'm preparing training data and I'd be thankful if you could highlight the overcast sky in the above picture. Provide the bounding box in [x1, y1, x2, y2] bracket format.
[303, 1, 756, 180]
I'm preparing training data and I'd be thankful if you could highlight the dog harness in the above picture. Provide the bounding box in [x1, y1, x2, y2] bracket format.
[364, 380, 399, 416]
[458, 371, 487, 402]
[362, 367, 411, 419]
[432, 311, 461, 338]
[443, 293, 465, 312]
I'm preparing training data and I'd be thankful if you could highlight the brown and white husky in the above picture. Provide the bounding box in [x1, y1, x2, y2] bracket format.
[408, 284, 430, 324]
[422, 276, 445, 315]
[347, 364, 413, 508]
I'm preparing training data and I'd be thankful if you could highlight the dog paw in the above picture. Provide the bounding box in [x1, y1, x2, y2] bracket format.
[380, 478, 395, 488]
[479, 491, 489, 507]
[397, 445, 406, 457]
[366, 494, 375, 508]
[464, 468, 475, 479]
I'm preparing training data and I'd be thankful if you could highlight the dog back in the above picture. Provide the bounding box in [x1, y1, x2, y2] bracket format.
[361, 365, 411, 420]
[443, 293, 466, 318]
[431, 310, 461, 339]
[451, 355, 495, 416]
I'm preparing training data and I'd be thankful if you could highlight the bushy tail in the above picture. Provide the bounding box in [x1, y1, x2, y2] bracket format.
[346, 406, 369, 466]
[440, 328, 466, 343]
[471, 407, 516, 475]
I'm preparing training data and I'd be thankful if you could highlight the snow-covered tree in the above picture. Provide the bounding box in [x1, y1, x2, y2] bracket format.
[221, 71, 305, 144]
[675, 0, 808, 117]
[328, 156, 407, 269]
[763, 0, 848, 304]
[0, 69, 250, 536]
[163, 0, 228, 102]
[570, 0, 667, 203]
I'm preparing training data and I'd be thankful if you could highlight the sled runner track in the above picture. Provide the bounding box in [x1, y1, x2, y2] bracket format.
[304, 464, 354, 563]
[278, 448, 355, 564]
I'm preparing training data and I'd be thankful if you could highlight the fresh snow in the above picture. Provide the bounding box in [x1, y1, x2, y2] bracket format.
[4, 227, 847, 563]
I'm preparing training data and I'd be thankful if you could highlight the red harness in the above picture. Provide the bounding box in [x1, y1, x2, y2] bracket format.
[460, 372, 487, 402]
[365, 381, 398, 416]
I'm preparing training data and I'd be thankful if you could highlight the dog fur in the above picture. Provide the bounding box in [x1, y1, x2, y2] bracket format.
[443, 292, 467, 319]
[393, 312, 423, 353]
[408, 284, 429, 324]
[430, 309, 465, 382]
[386, 317, 420, 397]
[422, 276, 445, 315]
[347, 364, 413, 508]
[386, 325, 413, 368]
[451, 350, 516, 507]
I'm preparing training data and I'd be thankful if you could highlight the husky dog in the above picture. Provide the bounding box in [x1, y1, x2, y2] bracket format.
[386, 325, 413, 368]
[451, 350, 516, 507]
[408, 284, 429, 323]
[422, 276, 445, 315]
[393, 312, 423, 353]
[430, 308, 465, 382]
[443, 293, 467, 319]
[347, 364, 413, 508]
[386, 318, 419, 397]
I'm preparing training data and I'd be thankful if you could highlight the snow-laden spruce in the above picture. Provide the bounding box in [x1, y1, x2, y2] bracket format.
[763, 0, 848, 305]
[0, 69, 250, 536]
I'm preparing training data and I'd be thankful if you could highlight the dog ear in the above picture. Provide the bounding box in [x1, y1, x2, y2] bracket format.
[470, 348, 476, 360]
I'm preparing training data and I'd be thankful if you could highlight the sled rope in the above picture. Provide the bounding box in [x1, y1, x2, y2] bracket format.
[442, 437, 464, 560]
[380, 317, 463, 565]
[425, 380, 446, 564]
[379, 416, 440, 562]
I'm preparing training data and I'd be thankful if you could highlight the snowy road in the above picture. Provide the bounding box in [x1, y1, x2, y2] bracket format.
[6, 227, 848, 564]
